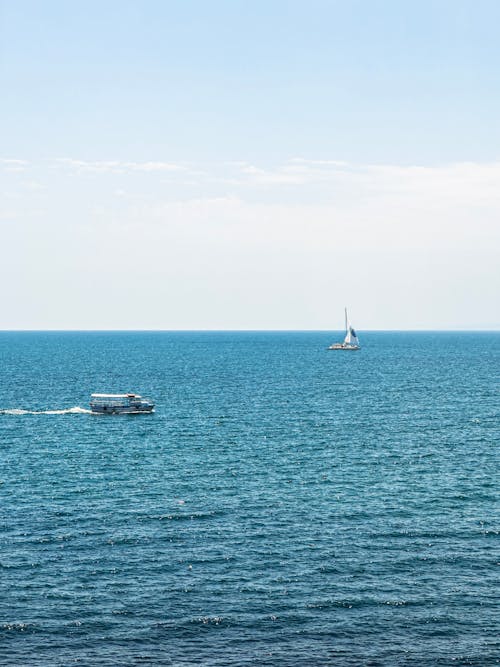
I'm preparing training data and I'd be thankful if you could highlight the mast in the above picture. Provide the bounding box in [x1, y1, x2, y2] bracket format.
[344, 307, 348, 334]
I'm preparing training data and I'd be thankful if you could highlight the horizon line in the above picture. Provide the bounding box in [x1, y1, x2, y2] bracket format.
[0, 328, 498, 333]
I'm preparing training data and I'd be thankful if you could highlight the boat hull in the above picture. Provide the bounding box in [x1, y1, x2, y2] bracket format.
[90, 405, 154, 414]
[327, 344, 360, 351]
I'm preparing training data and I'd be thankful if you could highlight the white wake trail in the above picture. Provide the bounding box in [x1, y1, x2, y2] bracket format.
[0, 406, 91, 415]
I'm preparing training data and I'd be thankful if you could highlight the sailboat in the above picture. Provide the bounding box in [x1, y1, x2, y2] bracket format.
[328, 308, 361, 350]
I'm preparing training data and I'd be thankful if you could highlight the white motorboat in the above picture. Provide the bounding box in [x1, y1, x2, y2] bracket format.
[90, 393, 154, 414]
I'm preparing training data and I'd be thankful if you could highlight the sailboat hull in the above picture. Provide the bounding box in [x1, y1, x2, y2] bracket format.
[327, 344, 360, 351]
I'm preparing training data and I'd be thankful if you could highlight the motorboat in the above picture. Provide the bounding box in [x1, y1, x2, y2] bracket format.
[90, 393, 154, 414]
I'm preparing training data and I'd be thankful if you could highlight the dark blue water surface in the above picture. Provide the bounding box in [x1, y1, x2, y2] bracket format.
[0, 332, 498, 666]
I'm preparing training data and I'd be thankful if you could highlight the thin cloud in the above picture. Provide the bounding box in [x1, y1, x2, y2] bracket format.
[289, 157, 350, 167]
[232, 159, 500, 207]
[5, 157, 500, 210]
[1, 158, 29, 165]
[55, 158, 187, 173]
[234, 158, 363, 186]
[1, 158, 29, 172]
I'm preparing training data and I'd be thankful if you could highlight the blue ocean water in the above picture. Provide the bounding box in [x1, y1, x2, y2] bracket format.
[0, 331, 498, 666]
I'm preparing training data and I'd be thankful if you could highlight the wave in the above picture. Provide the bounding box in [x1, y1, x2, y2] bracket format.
[0, 406, 91, 415]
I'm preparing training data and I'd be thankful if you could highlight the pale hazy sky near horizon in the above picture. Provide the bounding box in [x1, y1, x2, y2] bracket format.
[1, 0, 499, 330]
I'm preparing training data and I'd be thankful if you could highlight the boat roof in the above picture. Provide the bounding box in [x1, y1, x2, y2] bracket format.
[91, 393, 140, 398]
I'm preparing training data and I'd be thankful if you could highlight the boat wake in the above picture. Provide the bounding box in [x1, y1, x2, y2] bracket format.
[0, 407, 91, 415]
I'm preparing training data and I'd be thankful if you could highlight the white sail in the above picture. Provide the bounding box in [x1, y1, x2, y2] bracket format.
[344, 327, 359, 346]
[343, 309, 360, 347]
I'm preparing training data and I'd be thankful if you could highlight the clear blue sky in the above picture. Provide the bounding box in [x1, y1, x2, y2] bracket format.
[1, 1, 499, 328]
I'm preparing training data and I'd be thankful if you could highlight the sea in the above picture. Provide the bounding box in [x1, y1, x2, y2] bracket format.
[0, 331, 498, 666]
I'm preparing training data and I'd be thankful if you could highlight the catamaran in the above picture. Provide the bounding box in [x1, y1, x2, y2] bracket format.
[328, 308, 360, 351]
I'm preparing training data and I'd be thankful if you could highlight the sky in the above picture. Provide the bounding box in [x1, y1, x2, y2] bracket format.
[1, 0, 499, 330]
